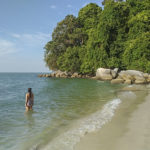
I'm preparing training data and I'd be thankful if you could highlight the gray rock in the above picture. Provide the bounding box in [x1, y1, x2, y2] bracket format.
[124, 80, 132, 84]
[96, 68, 113, 80]
[51, 72, 56, 77]
[143, 73, 149, 78]
[111, 70, 117, 79]
[46, 74, 50, 77]
[71, 72, 79, 78]
[38, 74, 43, 77]
[114, 68, 119, 73]
[119, 70, 145, 81]
[134, 79, 146, 84]
[147, 75, 150, 83]
[111, 79, 124, 84]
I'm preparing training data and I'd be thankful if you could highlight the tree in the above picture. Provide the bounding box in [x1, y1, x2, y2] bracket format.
[102, 0, 124, 6]
[44, 0, 149, 74]
[44, 15, 87, 70]
[78, 3, 102, 32]
[97, 1, 130, 69]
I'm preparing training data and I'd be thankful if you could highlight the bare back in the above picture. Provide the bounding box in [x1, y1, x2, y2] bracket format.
[25, 92, 34, 110]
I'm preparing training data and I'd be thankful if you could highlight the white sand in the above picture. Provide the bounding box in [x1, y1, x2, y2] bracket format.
[74, 87, 150, 150]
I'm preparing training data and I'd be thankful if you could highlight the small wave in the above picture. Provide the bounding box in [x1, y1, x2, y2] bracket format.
[43, 98, 121, 150]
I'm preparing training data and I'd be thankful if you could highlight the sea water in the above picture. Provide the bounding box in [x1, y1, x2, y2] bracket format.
[0, 73, 123, 150]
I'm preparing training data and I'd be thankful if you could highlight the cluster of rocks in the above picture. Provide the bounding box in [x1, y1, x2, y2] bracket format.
[38, 70, 92, 78]
[38, 68, 150, 84]
[96, 68, 150, 84]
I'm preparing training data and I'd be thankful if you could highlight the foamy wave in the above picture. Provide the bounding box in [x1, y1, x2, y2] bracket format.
[43, 99, 121, 150]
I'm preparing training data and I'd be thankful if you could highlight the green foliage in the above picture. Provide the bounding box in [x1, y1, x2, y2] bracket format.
[57, 47, 81, 72]
[97, 1, 130, 69]
[44, 1, 150, 74]
[78, 3, 102, 31]
[123, 32, 150, 72]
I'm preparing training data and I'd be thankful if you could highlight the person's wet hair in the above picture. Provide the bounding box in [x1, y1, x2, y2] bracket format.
[28, 88, 32, 98]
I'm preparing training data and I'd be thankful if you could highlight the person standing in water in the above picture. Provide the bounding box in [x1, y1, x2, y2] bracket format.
[25, 88, 34, 111]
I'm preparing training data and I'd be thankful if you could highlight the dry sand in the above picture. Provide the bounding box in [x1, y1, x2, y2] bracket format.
[74, 85, 150, 150]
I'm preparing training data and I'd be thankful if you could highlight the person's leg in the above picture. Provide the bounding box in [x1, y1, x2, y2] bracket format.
[30, 106, 33, 110]
[26, 106, 29, 111]
[28, 106, 33, 110]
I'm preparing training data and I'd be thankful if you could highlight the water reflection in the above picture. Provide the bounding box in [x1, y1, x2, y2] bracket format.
[24, 110, 35, 129]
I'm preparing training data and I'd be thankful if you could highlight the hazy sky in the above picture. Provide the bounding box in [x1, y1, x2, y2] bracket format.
[0, 0, 102, 72]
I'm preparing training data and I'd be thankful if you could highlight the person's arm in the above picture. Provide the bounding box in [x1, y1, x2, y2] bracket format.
[25, 94, 28, 107]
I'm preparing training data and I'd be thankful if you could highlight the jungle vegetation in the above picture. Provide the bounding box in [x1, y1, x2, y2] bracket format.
[44, 0, 150, 74]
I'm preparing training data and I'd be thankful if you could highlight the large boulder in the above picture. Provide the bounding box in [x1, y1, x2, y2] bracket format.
[118, 70, 145, 81]
[96, 68, 113, 80]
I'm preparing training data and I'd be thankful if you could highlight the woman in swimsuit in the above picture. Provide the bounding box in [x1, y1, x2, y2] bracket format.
[25, 88, 34, 111]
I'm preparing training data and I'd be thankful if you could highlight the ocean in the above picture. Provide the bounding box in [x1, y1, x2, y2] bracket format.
[1, 73, 149, 150]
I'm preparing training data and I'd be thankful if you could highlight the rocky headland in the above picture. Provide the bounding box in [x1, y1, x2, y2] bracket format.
[38, 68, 150, 84]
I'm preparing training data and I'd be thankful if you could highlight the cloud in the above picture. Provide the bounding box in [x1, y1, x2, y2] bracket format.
[0, 39, 17, 56]
[67, 4, 72, 8]
[11, 33, 21, 38]
[82, 2, 89, 7]
[50, 5, 56, 9]
[0, 32, 50, 57]
[11, 32, 50, 46]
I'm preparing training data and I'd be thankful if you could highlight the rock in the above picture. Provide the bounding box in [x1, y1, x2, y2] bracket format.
[55, 73, 60, 78]
[51, 72, 56, 77]
[78, 75, 82, 78]
[111, 79, 124, 84]
[114, 68, 119, 73]
[53, 70, 68, 78]
[91, 76, 98, 80]
[119, 70, 145, 81]
[82, 75, 86, 78]
[60, 72, 68, 78]
[71, 72, 79, 78]
[134, 79, 146, 84]
[42, 74, 46, 77]
[147, 75, 150, 83]
[38, 74, 43, 77]
[124, 80, 132, 84]
[85, 75, 90, 78]
[143, 73, 149, 78]
[96, 68, 113, 80]
[111, 70, 117, 79]
[46, 74, 50, 77]
[67, 72, 72, 77]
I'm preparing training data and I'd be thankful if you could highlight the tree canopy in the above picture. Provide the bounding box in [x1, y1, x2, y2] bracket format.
[44, 0, 150, 74]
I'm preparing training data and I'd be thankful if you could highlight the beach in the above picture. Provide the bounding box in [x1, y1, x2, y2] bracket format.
[1, 73, 150, 150]
[74, 85, 150, 150]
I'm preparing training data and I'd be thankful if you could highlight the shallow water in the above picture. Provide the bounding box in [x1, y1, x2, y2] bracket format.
[74, 85, 150, 150]
[0, 73, 123, 150]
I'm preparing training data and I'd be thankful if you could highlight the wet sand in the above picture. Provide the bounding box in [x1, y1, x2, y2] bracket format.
[74, 85, 150, 150]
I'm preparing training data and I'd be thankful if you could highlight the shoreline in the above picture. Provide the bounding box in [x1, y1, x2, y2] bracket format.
[38, 68, 150, 85]
[74, 84, 150, 150]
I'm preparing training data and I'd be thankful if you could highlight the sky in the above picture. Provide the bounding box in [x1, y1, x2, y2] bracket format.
[0, 0, 102, 72]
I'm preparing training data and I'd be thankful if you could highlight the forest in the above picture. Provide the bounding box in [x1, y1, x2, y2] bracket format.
[44, 0, 150, 75]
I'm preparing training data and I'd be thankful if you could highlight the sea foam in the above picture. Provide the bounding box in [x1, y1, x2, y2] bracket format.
[43, 98, 121, 150]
